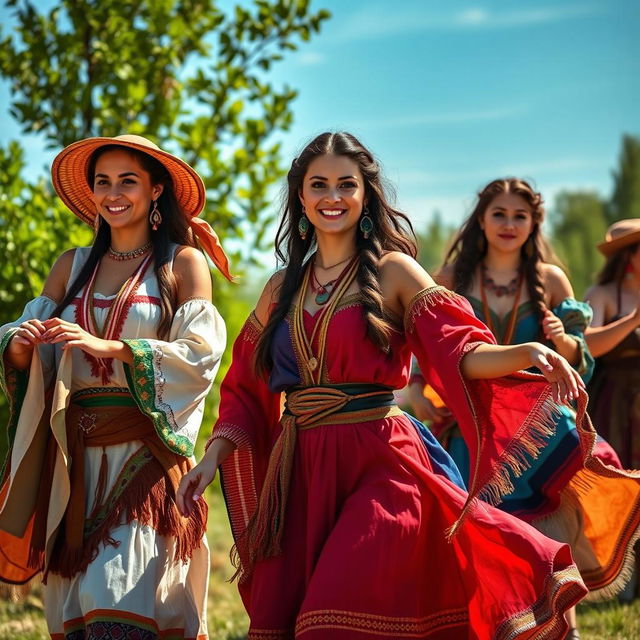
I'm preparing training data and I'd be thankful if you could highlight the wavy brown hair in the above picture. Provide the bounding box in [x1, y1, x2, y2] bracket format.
[443, 177, 560, 325]
[51, 145, 197, 339]
[596, 243, 640, 286]
[254, 131, 417, 376]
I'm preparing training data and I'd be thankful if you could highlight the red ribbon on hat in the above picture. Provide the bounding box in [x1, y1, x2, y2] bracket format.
[190, 216, 234, 281]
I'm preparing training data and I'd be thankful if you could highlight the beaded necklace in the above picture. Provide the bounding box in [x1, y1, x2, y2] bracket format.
[107, 241, 152, 261]
[479, 268, 524, 345]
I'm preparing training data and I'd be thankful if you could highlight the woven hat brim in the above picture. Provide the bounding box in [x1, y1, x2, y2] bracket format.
[597, 229, 640, 256]
[51, 137, 206, 226]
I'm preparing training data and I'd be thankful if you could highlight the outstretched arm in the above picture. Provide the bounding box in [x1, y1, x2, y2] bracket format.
[381, 252, 583, 405]
[584, 285, 640, 357]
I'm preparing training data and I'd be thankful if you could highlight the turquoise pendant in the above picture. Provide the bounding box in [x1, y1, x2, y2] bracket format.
[315, 288, 330, 305]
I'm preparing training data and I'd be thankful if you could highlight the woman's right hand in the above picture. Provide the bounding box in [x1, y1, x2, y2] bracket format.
[5, 319, 47, 368]
[176, 437, 236, 516]
[527, 343, 585, 405]
[176, 459, 218, 517]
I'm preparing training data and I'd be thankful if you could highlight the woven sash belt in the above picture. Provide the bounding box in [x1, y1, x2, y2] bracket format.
[245, 383, 403, 571]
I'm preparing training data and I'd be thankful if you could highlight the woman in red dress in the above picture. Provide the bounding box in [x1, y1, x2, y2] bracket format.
[178, 132, 589, 639]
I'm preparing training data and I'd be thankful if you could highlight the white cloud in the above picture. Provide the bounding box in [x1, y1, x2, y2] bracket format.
[456, 8, 490, 26]
[358, 106, 526, 130]
[296, 51, 326, 66]
[331, 3, 603, 41]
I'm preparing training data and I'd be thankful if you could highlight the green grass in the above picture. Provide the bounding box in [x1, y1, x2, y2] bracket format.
[0, 483, 638, 639]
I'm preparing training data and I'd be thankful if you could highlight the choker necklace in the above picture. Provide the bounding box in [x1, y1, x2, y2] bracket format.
[481, 264, 520, 297]
[108, 241, 152, 261]
[315, 253, 355, 271]
[479, 267, 524, 345]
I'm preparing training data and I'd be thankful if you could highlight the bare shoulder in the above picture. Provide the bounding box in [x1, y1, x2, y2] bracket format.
[541, 263, 573, 305]
[584, 282, 615, 325]
[173, 245, 212, 303]
[378, 251, 429, 279]
[378, 251, 436, 312]
[434, 263, 455, 289]
[584, 282, 614, 306]
[254, 269, 286, 326]
[41, 248, 76, 303]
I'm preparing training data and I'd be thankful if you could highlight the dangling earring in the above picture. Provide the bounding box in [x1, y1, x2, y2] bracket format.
[524, 235, 534, 259]
[93, 213, 101, 232]
[359, 205, 373, 239]
[149, 200, 162, 231]
[298, 207, 310, 241]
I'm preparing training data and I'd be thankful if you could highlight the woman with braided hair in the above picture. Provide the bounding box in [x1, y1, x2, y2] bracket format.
[178, 133, 591, 639]
[408, 178, 640, 638]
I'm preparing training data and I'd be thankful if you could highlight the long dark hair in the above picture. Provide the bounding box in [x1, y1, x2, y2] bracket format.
[596, 243, 639, 286]
[51, 145, 196, 339]
[443, 177, 559, 324]
[254, 131, 417, 376]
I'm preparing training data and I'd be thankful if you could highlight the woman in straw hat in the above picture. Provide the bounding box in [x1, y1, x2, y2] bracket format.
[585, 219, 640, 470]
[177, 133, 590, 639]
[0, 134, 232, 638]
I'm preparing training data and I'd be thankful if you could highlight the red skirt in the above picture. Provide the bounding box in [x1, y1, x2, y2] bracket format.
[236, 414, 585, 639]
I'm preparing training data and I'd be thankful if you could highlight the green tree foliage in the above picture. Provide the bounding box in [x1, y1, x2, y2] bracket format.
[0, 0, 330, 424]
[415, 211, 455, 273]
[549, 135, 640, 299]
[608, 134, 640, 224]
[549, 191, 608, 298]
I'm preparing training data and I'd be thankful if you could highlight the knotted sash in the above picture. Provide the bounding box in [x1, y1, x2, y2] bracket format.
[240, 383, 402, 579]
[45, 389, 205, 578]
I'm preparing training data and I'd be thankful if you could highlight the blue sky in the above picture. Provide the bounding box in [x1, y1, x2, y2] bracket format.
[1, 0, 638, 235]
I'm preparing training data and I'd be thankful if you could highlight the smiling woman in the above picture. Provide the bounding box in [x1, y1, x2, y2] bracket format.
[0, 134, 233, 639]
[177, 133, 591, 640]
[408, 177, 640, 638]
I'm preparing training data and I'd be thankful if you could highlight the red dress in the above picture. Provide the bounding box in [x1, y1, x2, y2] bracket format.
[212, 287, 586, 639]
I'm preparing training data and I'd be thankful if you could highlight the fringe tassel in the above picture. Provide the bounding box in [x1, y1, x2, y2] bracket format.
[48, 456, 207, 579]
[584, 520, 640, 603]
[447, 390, 560, 541]
[231, 416, 297, 583]
[91, 448, 109, 518]
[404, 286, 458, 333]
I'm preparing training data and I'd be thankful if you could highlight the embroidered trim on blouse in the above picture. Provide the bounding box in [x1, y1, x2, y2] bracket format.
[151, 343, 179, 431]
[122, 338, 193, 456]
[404, 286, 459, 333]
[242, 311, 263, 344]
[206, 422, 253, 451]
[177, 296, 211, 307]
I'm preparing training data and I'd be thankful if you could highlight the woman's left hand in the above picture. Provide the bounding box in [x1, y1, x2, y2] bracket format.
[542, 309, 566, 346]
[42, 318, 118, 359]
[528, 343, 585, 405]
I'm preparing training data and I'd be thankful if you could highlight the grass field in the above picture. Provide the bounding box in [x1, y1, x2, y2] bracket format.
[0, 482, 638, 639]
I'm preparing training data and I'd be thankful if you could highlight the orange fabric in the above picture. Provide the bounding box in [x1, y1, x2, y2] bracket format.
[0, 403, 196, 584]
[189, 216, 234, 281]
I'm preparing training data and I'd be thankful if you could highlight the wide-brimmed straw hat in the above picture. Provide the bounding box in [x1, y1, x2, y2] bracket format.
[51, 134, 233, 280]
[597, 219, 640, 257]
